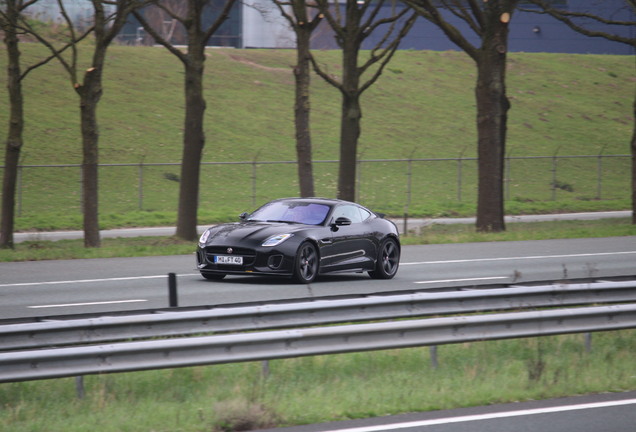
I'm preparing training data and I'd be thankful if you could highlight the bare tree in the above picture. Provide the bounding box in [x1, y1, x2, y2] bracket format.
[134, 0, 237, 241]
[403, 0, 519, 232]
[522, 0, 636, 224]
[24, 0, 143, 247]
[311, 0, 417, 201]
[0, 0, 93, 248]
[0, 0, 36, 249]
[273, 0, 322, 197]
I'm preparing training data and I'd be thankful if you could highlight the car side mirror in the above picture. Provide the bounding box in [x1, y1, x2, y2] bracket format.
[239, 212, 249, 220]
[335, 217, 352, 226]
[331, 217, 351, 231]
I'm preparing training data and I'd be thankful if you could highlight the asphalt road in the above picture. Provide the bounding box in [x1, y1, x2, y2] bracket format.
[1, 236, 634, 320]
[2, 235, 635, 431]
[254, 391, 636, 432]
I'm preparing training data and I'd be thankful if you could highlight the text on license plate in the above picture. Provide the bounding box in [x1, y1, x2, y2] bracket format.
[214, 255, 243, 265]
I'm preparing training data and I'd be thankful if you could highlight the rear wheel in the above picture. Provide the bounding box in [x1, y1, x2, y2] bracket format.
[369, 238, 400, 279]
[293, 242, 319, 283]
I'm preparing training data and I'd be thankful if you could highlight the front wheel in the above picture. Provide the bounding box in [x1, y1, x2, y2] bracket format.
[369, 237, 400, 279]
[293, 241, 319, 283]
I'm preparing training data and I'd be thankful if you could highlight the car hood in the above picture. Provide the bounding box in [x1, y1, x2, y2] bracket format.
[201, 221, 310, 246]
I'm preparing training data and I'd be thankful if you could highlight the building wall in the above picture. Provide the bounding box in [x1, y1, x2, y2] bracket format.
[310, 0, 635, 55]
[242, 0, 295, 48]
[22, 0, 635, 54]
[399, 3, 635, 55]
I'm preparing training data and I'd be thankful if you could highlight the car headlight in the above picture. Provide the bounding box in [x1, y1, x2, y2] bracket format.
[262, 233, 293, 247]
[199, 229, 212, 245]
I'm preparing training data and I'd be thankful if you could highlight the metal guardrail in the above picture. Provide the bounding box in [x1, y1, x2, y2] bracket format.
[1, 280, 636, 383]
[1, 303, 635, 383]
[2, 280, 636, 351]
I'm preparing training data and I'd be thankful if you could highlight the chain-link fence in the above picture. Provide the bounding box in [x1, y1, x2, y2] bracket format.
[4, 154, 631, 217]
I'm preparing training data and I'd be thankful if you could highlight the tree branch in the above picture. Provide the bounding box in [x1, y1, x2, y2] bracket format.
[132, 8, 188, 63]
[523, 0, 636, 46]
[404, 0, 479, 60]
[202, 0, 238, 43]
[359, 11, 417, 94]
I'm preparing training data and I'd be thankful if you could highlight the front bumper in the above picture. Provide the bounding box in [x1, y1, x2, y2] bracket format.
[196, 245, 295, 277]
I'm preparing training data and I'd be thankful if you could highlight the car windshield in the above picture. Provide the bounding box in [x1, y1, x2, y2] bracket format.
[248, 201, 331, 225]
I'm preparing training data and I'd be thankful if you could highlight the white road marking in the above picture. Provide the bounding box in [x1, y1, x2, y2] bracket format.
[28, 299, 148, 309]
[401, 250, 636, 266]
[0, 273, 201, 288]
[322, 398, 636, 432]
[415, 276, 508, 284]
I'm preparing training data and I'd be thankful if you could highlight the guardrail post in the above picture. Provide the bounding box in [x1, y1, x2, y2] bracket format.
[168, 273, 178, 307]
[76, 376, 85, 399]
[429, 345, 438, 369]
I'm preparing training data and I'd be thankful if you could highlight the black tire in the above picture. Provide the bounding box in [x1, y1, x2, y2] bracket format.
[293, 241, 319, 283]
[201, 272, 226, 281]
[369, 237, 400, 279]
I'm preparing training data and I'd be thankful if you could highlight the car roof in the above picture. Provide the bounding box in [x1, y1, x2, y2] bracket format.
[271, 197, 358, 206]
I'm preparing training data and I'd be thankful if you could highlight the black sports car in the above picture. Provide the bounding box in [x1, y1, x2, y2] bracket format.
[196, 197, 400, 283]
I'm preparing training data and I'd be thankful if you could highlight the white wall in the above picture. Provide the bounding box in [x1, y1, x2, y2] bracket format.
[242, 0, 294, 48]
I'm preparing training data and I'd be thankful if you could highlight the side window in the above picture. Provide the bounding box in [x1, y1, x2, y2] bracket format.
[332, 204, 363, 223]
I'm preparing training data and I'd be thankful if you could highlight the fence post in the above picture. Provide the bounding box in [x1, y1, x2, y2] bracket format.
[251, 152, 260, 207]
[356, 149, 365, 203]
[505, 149, 512, 201]
[17, 163, 23, 217]
[551, 147, 560, 201]
[597, 145, 607, 200]
[138, 157, 145, 211]
[403, 149, 417, 236]
[457, 146, 467, 202]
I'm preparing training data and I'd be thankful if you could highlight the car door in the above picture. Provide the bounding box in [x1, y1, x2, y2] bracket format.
[319, 204, 376, 272]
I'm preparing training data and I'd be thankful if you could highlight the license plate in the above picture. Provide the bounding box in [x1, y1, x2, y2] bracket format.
[214, 255, 243, 265]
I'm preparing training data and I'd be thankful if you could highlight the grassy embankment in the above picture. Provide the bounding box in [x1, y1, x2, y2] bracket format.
[0, 45, 633, 232]
[0, 46, 634, 431]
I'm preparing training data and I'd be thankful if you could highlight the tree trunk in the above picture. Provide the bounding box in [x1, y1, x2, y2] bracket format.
[338, 93, 361, 201]
[337, 41, 362, 202]
[0, 4, 23, 249]
[294, 25, 314, 198]
[176, 45, 206, 241]
[78, 66, 103, 248]
[631, 94, 636, 224]
[475, 13, 510, 233]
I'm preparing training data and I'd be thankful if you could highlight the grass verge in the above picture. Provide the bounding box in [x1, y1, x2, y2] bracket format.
[1, 331, 634, 431]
